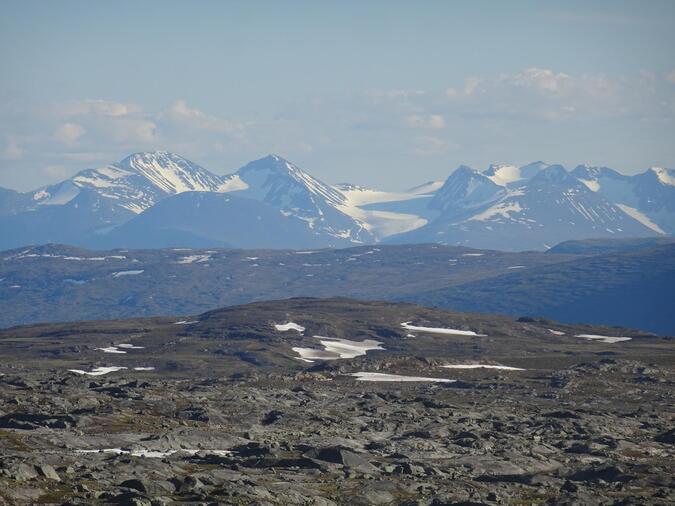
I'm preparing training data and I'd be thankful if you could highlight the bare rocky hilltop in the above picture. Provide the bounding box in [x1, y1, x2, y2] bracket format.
[0, 298, 673, 504]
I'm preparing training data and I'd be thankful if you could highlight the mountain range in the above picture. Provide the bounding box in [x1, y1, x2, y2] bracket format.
[1, 151, 673, 251]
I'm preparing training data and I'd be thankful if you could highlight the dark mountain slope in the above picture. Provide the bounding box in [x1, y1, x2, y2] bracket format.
[548, 236, 675, 255]
[0, 243, 575, 327]
[0, 188, 133, 251]
[405, 244, 675, 335]
[93, 191, 328, 249]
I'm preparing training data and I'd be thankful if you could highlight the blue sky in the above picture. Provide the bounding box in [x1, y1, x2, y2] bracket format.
[1, 0, 674, 190]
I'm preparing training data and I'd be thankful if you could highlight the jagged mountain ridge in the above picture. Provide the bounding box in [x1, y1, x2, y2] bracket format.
[0, 152, 672, 251]
[387, 163, 657, 250]
[30, 151, 225, 215]
[228, 155, 373, 245]
[572, 164, 675, 234]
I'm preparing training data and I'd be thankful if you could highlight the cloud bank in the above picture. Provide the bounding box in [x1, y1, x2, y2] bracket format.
[1, 68, 674, 190]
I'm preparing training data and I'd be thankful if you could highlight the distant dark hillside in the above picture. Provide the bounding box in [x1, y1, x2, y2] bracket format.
[406, 244, 675, 335]
[3, 240, 675, 334]
[0, 243, 574, 328]
[547, 236, 675, 255]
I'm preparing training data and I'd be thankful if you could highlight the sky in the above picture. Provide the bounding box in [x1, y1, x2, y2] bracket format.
[1, 0, 674, 191]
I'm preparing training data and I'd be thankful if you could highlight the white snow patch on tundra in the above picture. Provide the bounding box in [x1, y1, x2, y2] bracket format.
[441, 364, 525, 371]
[111, 270, 144, 278]
[274, 322, 306, 333]
[75, 448, 232, 458]
[95, 347, 127, 354]
[68, 366, 127, 376]
[576, 334, 632, 344]
[293, 337, 384, 362]
[350, 372, 455, 383]
[401, 322, 486, 337]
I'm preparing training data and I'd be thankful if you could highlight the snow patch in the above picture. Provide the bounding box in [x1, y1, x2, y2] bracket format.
[176, 254, 211, 264]
[651, 167, 675, 186]
[95, 343, 143, 353]
[484, 164, 521, 186]
[441, 364, 525, 371]
[68, 366, 127, 376]
[219, 174, 249, 192]
[274, 322, 306, 333]
[75, 448, 232, 458]
[577, 178, 600, 192]
[293, 337, 384, 362]
[111, 270, 144, 278]
[616, 204, 666, 234]
[95, 347, 127, 354]
[469, 201, 523, 222]
[401, 322, 486, 337]
[576, 334, 632, 344]
[349, 372, 456, 383]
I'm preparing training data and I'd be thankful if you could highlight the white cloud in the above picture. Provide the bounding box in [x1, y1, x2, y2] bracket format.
[106, 118, 157, 143]
[499, 67, 572, 95]
[54, 123, 86, 145]
[404, 114, 445, 129]
[1, 136, 23, 159]
[666, 70, 675, 84]
[56, 99, 141, 117]
[437, 68, 635, 122]
[51, 99, 157, 146]
[162, 100, 243, 135]
[463, 77, 481, 96]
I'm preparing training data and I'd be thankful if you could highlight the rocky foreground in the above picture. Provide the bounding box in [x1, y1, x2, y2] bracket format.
[0, 298, 673, 505]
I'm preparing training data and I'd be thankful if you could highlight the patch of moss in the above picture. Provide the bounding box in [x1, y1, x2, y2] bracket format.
[0, 429, 31, 451]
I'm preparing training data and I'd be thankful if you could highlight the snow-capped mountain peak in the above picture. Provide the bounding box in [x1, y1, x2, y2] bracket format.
[117, 151, 223, 194]
[528, 164, 571, 184]
[570, 165, 625, 192]
[222, 155, 372, 245]
[234, 154, 347, 208]
[29, 151, 225, 215]
[430, 165, 505, 215]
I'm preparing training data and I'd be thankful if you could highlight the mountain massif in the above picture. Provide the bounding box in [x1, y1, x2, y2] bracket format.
[1, 152, 673, 251]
